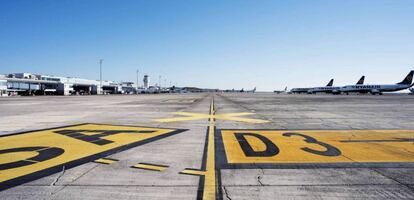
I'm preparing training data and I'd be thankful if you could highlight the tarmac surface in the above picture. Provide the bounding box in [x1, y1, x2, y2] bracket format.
[0, 93, 413, 199]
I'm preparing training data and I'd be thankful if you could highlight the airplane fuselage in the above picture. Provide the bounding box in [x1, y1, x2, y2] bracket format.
[340, 84, 411, 94]
[308, 86, 341, 94]
[290, 88, 311, 94]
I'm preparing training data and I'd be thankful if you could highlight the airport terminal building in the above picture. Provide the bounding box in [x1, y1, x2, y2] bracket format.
[0, 73, 135, 96]
[0, 72, 214, 96]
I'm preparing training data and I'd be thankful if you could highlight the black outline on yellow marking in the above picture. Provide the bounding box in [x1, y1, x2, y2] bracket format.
[213, 128, 414, 200]
[93, 158, 119, 165]
[0, 123, 186, 191]
[195, 125, 209, 199]
[194, 96, 222, 200]
[0, 147, 65, 170]
[179, 168, 206, 176]
[130, 162, 169, 172]
[340, 138, 414, 143]
[215, 129, 414, 170]
[54, 129, 157, 146]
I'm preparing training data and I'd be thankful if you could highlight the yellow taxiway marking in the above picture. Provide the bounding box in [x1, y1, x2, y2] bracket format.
[131, 163, 168, 172]
[0, 124, 182, 187]
[155, 112, 269, 124]
[94, 158, 118, 165]
[164, 99, 197, 103]
[221, 130, 414, 164]
[203, 97, 216, 200]
[179, 168, 206, 176]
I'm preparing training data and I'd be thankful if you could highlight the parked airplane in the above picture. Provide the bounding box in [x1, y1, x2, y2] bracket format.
[246, 87, 256, 93]
[274, 87, 287, 94]
[307, 79, 341, 94]
[224, 87, 256, 93]
[291, 79, 334, 94]
[356, 76, 365, 85]
[340, 71, 414, 95]
[308, 76, 365, 94]
[290, 87, 311, 94]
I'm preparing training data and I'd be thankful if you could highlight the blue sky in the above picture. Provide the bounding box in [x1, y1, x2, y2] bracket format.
[1, 0, 414, 91]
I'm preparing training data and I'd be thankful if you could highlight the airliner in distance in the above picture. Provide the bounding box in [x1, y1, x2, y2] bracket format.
[308, 76, 365, 94]
[340, 71, 414, 95]
[290, 79, 334, 94]
[274, 86, 287, 94]
[224, 87, 256, 93]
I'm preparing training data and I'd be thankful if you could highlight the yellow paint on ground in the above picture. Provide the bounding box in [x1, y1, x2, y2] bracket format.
[94, 158, 118, 165]
[155, 112, 268, 124]
[221, 130, 414, 164]
[203, 98, 216, 200]
[0, 124, 179, 184]
[164, 99, 197, 103]
[180, 169, 206, 176]
[131, 163, 168, 171]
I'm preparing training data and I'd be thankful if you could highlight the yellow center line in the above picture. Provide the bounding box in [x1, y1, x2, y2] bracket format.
[203, 96, 217, 200]
[155, 112, 269, 124]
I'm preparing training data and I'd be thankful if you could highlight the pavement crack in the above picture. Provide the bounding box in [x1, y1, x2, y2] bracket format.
[222, 186, 232, 200]
[50, 163, 100, 197]
[341, 154, 414, 193]
[50, 166, 65, 186]
[257, 175, 264, 186]
[256, 166, 265, 186]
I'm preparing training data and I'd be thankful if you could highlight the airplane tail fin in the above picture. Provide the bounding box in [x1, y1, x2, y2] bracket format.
[326, 79, 334, 86]
[397, 70, 414, 85]
[284, 86, 287, 91]
[356, 76, 365, 85]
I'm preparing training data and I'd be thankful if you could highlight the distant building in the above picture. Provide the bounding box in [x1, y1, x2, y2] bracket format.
[119, 82, 136, 94]
[0, 72, 203, 96]
[143, 75, 149, 89]
[0, 73, 119, 96]
[0, 78, 7, 96]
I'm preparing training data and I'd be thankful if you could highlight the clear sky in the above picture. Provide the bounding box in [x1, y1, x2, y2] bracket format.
[1, 0, 414, 91]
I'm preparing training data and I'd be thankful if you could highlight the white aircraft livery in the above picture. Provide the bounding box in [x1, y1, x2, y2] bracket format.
[340, 71, 414, 95]
[290, 87, 311, 94]
[307, 79, 340, 94]
[274, 86, 287, 94]
[290, 79, 333, 94]
[308, 76, 365, 94]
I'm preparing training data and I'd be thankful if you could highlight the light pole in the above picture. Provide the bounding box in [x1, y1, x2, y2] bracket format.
[159, 75, 161, 88]
[136, 69, 139, 94]
[99, 59, 103, 95]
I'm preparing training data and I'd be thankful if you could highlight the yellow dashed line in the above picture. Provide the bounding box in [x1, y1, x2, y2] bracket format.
[154, 112, 269, 124]
[131, 163, 168, 172]
[93, 158, 118, 165]
[179, 169, 206, 176]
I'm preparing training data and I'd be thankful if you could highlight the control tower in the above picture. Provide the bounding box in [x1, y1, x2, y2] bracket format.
[143, 75, 149, 89]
